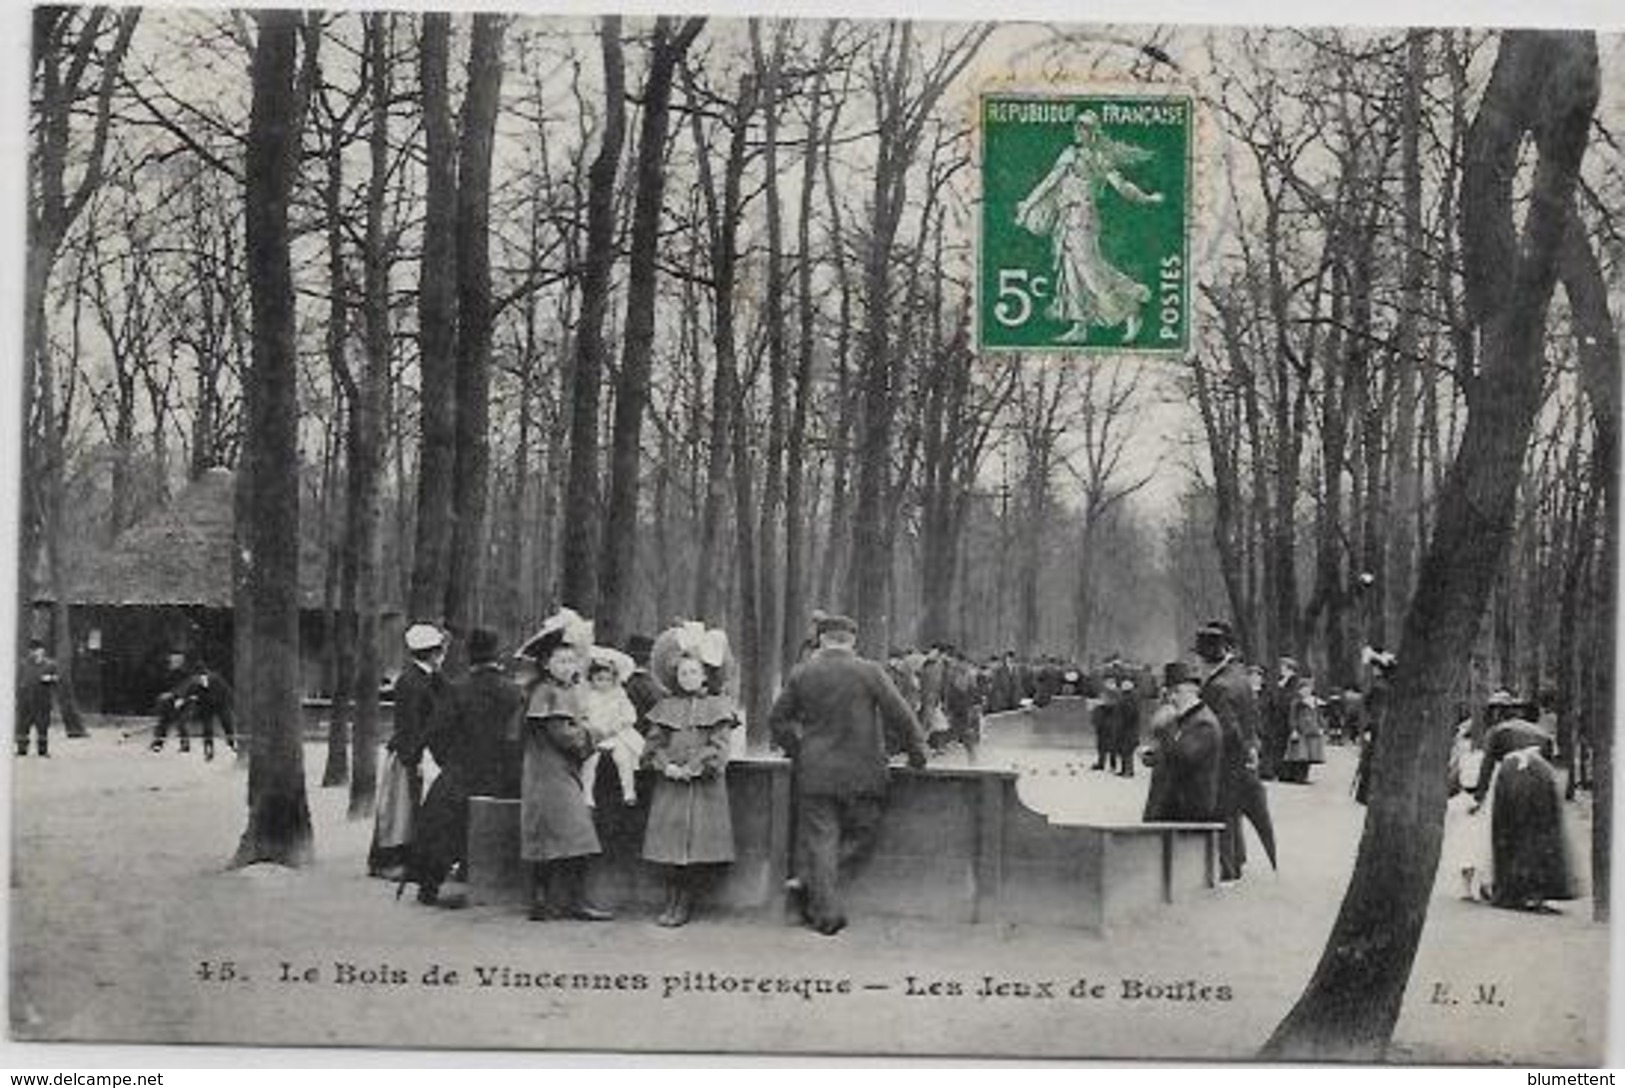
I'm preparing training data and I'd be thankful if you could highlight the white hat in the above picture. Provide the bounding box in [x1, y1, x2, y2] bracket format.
[404, 623, 445, 652]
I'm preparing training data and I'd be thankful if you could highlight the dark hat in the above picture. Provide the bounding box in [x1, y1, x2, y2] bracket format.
[816, 614, 858, 637]
[467, 627, 501, 665]
[625, 634, 654, 664]
[1193, 620, 1235, 660]
[518, 626, 567, 662]
[27, 637, 46, 649]
[1163, 661, 1199, 688]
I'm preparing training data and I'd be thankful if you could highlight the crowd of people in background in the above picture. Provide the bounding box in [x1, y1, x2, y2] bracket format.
[16, 598, 1587, 925]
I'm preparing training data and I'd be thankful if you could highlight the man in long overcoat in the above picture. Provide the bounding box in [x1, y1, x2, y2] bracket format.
[1195, 621, 1273, 881]
[1260, 656, 1299, 781]
[768, 615, 928, 935]
[1143, 661, 1223, 822]
[409, 628, 525, 906]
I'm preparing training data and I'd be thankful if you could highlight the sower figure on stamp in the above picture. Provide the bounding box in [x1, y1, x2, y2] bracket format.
[769, 614, 928, 936]
[16, 638, 60, 758]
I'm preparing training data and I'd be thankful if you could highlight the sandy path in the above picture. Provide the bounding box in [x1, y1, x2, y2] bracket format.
[8, 728, 1606, 1062]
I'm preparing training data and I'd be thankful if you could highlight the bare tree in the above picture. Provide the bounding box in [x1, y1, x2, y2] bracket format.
[1264, 29, 1599, 1058]
[232, 9, 318, 868]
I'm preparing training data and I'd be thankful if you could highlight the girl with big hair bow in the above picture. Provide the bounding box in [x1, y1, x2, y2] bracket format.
[639, 621, 739, 926]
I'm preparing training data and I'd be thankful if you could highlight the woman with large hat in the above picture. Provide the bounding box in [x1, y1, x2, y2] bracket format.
[514, 608, 614, 922]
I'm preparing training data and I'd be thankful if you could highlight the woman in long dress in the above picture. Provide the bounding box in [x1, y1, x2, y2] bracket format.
[1464, 693, 1580, 910]
[1015, 111, 1164, 343]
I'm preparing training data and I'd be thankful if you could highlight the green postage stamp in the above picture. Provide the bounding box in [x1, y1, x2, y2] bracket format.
[979, 92, 1192, 354]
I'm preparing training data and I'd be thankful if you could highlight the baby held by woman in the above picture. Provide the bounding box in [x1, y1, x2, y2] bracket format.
[579, 649, 644, 807]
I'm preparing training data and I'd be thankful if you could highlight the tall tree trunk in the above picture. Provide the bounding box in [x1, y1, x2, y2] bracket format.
[600, 17, 702, 643]
[444, 13, 508, 643]
[559, 16, 625, 613]
[782, 22, 835, 674]
[753, 21, 788, 695]
[1389, 30, 1427, 619]
[1559, 207, 1618, 921]
[407, 12, 458, 623]
[319, 103, 350, 789]
[1264, 30, 1597, 1058]
[348, 10, 393, 820]
[232, 10, 315, 868]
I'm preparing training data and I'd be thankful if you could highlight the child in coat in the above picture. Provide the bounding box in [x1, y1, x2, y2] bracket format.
[642, 643, 737, 927]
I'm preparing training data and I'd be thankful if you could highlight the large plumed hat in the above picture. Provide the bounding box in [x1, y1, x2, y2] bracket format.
[518, 607, 595, 662]
[404, 623, 445, 652]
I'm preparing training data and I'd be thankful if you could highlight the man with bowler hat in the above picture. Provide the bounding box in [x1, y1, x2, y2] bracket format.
[1194, 620, 1273, 881]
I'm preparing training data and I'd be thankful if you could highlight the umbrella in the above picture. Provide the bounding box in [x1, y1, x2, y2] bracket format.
[1239, 774, 1279, 871]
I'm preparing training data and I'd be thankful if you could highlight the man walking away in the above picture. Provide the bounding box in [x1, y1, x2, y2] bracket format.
[769, 614, 928, 935]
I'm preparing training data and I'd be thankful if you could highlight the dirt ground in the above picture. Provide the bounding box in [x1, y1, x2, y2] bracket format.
[6, 722, 1609, 1063]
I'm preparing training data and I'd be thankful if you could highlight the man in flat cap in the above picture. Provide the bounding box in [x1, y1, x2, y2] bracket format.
[368, 622, 449, 880]
[768, 613, 928, 935]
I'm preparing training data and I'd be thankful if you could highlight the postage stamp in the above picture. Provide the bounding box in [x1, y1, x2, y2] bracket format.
[979, 91, 1192, 353]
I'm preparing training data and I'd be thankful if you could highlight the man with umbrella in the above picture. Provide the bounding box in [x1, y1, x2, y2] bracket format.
[1194, 620, 1276, 881]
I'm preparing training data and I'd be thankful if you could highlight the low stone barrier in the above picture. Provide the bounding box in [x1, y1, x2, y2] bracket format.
[466, 755, 1219, 933]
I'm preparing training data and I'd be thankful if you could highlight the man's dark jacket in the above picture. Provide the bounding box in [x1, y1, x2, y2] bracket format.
[428, 663, 526, 798]
[390, 661, 445, 767]
[768, 646, 928, 796]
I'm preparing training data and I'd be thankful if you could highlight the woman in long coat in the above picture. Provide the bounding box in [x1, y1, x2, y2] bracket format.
[1277, 673, 1326, 785]
[1469, 695, 1580, 910]
[642, 625, 738, 926]
[518, 613, 613, 923]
